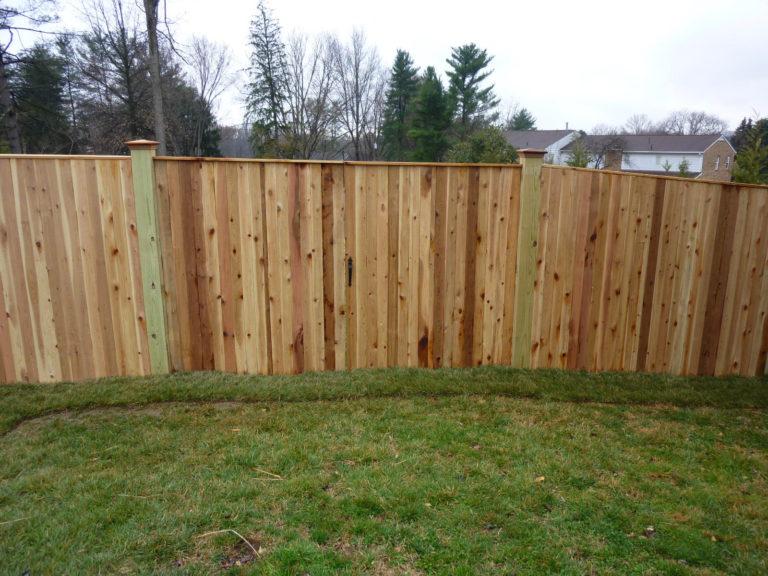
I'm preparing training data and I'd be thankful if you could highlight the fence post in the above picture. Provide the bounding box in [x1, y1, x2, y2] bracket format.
[512, 149, 546, 368]
[127, 139, 169, 374]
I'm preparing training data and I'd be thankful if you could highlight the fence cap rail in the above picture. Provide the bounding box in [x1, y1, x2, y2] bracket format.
[548, 164, 768, 190]
[154, 156, 523, 169]
[0, 153, 128, 160]
[2, 151, 766, 191]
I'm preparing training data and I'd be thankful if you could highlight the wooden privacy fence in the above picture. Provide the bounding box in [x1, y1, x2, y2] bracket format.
[0, 143, 766, 383]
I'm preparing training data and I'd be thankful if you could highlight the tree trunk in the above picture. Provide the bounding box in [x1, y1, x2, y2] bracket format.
[0, 54, 22, 153]
[143, 0, 167, 155]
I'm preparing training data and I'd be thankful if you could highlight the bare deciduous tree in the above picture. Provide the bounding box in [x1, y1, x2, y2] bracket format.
[656, 110, 728, 135]
[500, 102, 516, 130]
[189, 36, 231, 110]
[188, 35, 232, 155]
[624, 113, 654, 135]
[586, 125, 626, 169]
[591, 123, 619, 135]
[332, 29, 385, 160]
[621, 111, 729, 137]
[283, 32, 336, 158]
[78, 0, 151, 152]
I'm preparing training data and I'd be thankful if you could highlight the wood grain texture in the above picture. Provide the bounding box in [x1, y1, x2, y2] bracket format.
[129, 145, 169, 373]
[512, 155, 543, 367]
[0, 156, 149, 382]
[531, 170, 768, 376]
[1, 156, 767, 383]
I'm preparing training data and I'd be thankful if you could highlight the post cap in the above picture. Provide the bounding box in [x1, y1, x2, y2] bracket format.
[126, 139, 159, 151]
[517, 148, 547, 158]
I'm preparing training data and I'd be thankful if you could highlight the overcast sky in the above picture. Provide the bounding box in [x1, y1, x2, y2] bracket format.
[48, 0, 768, 130]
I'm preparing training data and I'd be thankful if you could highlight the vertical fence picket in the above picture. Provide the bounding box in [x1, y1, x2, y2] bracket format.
[0, 152, 766, 383]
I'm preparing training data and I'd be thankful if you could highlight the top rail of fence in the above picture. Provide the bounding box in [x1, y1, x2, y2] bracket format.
[0, 153, 129, 161]
[554, 164, 768, 190]
[2, 151, 766, 190]
[154, 156, 524, 169]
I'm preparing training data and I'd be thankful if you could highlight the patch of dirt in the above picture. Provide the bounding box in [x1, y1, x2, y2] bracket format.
[219, 543, 256, 570]
[229, 533, 263, 568]
[175, 532, 263, 571]
[671, 511, 690, 523]
[369, 557, 424, 575]
[329, 538, 424, 575]
[332, 537, 356, 557]
[218, 533, 263, 571]
[648, 471, 682, 485]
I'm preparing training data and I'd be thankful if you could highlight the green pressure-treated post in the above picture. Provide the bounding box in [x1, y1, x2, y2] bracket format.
[511, 149, 546, 368]
[127, 139, 169, 374]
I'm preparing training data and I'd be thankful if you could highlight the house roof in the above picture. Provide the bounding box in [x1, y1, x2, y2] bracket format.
[562, 134, 730, 153]
[503, 130, 575, 149]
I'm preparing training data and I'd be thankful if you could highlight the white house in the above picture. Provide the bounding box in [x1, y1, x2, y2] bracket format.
[560, 134, 736, 181]
[503, 130, 578, 165]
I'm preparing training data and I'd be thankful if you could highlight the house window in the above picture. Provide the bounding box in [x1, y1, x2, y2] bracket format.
[715, 156, 720, 171]
[726, 156, 731, 169]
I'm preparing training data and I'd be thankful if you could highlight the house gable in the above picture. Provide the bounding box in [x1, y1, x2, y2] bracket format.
[702, 135, 736, 155]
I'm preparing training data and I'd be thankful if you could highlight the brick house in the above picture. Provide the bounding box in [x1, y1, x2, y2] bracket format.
[561, 134, 736, 181]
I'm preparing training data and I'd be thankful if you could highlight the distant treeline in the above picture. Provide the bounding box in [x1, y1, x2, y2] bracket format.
[2, 0, 766, 180]
[0, 0, 534, 161]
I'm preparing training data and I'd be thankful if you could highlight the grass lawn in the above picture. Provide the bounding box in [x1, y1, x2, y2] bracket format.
[1, 367, 767, 575]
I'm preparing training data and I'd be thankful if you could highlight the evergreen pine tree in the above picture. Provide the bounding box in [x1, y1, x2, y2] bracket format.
[732, 117, 767, 153]
[508, 107, 536, 130]
[12, 43, 71, 153]
[756, 119, 768, 146]
[247, 0, 288, 156]
[731, 118, 753, 151]
[381, 50, 419, 160]
[409, 67, 450, 162]
[445, 43, 499, 140]
[566, 138, 592, 167]
[733, 123, 768, 184]
[55, 36, 84, 152]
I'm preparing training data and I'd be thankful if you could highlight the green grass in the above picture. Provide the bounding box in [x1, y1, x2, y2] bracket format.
[1, 367, 767, 574]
